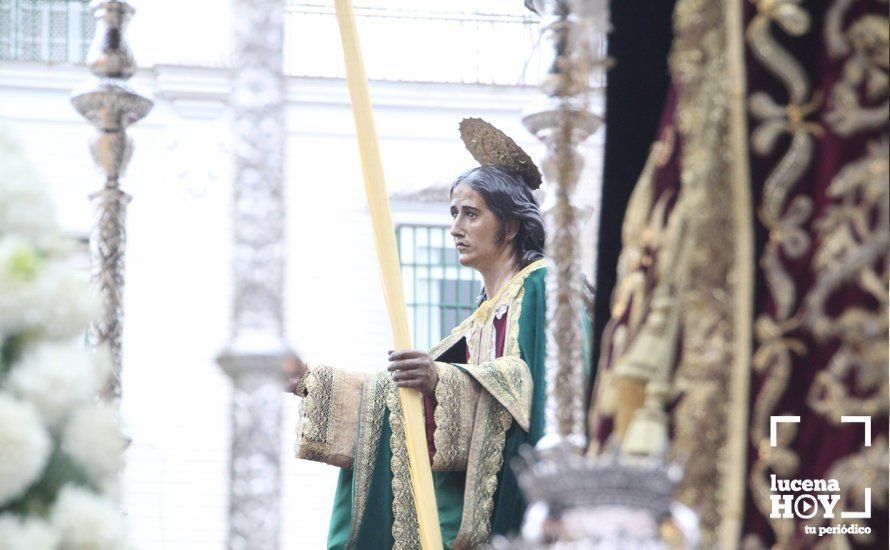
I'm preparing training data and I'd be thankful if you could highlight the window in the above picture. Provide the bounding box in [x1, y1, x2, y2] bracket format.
[397, 224, 480, 351]
[0, 0, 94, 63]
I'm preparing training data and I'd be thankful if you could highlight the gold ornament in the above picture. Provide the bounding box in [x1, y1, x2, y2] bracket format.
[459, 117, 543, 189]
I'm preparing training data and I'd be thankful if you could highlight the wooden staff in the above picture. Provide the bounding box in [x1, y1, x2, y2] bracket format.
[332, 1, 443, 548]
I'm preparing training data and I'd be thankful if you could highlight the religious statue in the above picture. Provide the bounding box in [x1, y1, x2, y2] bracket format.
[284, 119, 588, 549]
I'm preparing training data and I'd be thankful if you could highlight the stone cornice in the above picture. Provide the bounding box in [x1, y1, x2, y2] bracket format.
[0, 61, 560, 112]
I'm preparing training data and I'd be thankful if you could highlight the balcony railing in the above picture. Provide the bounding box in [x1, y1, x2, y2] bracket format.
[284, 0, 546, 86]
[1, 1, 604, 89]
[0, 0, 93, 63]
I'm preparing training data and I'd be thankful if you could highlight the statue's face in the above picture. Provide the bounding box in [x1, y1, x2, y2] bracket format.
[449, 183, 507, 270]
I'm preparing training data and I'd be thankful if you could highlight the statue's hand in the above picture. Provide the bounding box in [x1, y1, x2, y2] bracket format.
[388, 350, 438, 396]
[283, 353, 308, 395]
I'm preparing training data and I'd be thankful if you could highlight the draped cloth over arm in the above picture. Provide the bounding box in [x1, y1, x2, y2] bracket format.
[296, 365, 364, 469]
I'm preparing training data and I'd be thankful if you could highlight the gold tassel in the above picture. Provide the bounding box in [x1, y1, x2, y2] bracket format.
[622, 379, 672, 456]
[612, 376, 647, 439]
[613, 287, 682, 456]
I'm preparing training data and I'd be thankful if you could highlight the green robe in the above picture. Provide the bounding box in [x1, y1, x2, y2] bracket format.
[296, 261, 586, 549]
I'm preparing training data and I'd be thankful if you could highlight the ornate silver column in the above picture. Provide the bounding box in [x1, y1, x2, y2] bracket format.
[70, 0, 153, 403]
[498, 2, 700, 548]
[216, 0, 289, 548]
[523, 0, 604, 452]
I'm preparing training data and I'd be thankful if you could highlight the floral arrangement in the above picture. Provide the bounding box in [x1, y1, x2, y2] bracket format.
[0, 126, 128, 549]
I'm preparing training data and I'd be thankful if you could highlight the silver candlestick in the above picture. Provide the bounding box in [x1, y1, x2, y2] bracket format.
[216, 0, 290, 548]
[523, 0, 604, 453]
[70, 0, 153, 403]
[494, 2, 699, 548]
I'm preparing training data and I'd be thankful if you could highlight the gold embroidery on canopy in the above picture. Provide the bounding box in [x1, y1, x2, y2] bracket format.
[747, 2, 889, 547]
[800, 9, 889, 548]
[823, 7, 889, 136]
[665, 0, 747, 544]
[745, 0, 819, 544]
[805, 141, 889, 420]
[811, 1, 889, 422]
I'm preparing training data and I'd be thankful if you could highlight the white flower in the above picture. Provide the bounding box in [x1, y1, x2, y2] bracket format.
[33, 262, 99, 341]
[0, 126, 57, 242]
[0, 236, 44, 338]
[50, 485, 127, 550]
[0, 393, 51, 506]
[62, 404, 126, 488]
[7, 341, 104, 428]
[0, 514, 59, 550]
[0, 237, 98, 341]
